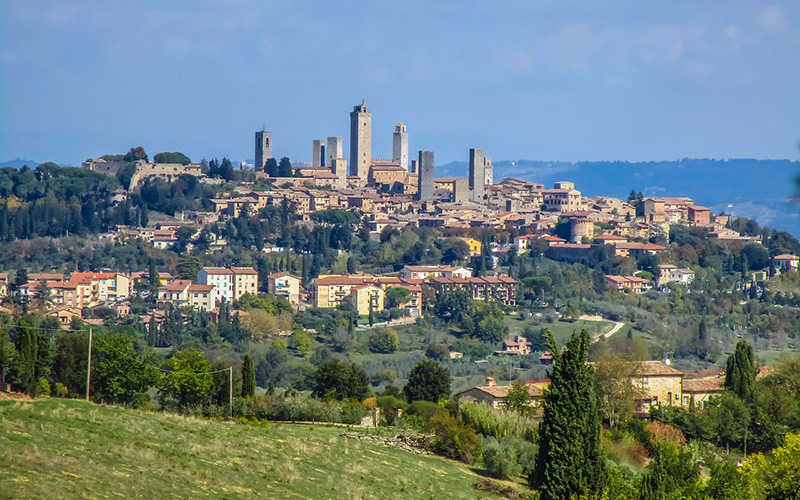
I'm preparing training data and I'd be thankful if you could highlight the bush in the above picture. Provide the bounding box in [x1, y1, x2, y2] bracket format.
[38, 378, 51, 397]
[377, 395, 406, 425]
[368, 328, 399, 354]
[482, 439, 522, 480]
[460, 401, 538, 442]
[54, 382, 69, 398]
[430, 412, 481, 464]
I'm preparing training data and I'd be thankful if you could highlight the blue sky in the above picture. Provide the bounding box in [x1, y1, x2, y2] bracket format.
[1, 1, 798, 167]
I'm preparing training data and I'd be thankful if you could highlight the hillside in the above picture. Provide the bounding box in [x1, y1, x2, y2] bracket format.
[438, 158, 800, 236]
[0, 397, 497, 500]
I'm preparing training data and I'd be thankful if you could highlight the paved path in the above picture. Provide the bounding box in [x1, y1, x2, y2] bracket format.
[578, 315, 626, 342]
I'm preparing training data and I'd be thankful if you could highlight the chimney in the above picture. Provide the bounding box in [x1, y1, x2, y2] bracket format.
[486, 376, 496, 387]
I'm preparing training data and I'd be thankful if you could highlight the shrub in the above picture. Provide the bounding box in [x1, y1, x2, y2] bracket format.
[460, 401, 538, 442]
[54, 382, 69, 398]
[377, 395, 406, 425]
[38, 378, 51, 397]
[482, 439, 522, 480]
[368, 328, 399, 354]
[430, 412, 481, 464]
[646, 420, 687, 447]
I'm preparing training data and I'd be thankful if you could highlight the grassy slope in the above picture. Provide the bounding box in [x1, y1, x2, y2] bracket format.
[504, 317, 613, 344]
[0, 398, 495, 500]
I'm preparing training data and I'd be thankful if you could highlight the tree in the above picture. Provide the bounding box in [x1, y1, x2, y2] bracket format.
[505, 380, 532, 415]
[368, 328, 399, 354]
[91, 334, 156, 406]
[0, 327, 11, 392]
[434, 288, 471, 323]
[34, 280, 53, 310]
[404, 360, 451, 402]
[288, 330, 312, 356]
[385, 287, 411, 309]
[241, 355, 256, 398]
[593, 353, 638, 427]
[153, 152, 191, 165]
[123, 146, 148, 162]
[175, 255, 202, 280]
[277, 157, 292, 177]
[148, 260, 160, 297]
[725, 340, 758, 399]
[346, 256, 356, 275]
[531, 329, 606, 499]
[264, 157, 278, 176]
[313, 359, 368, 401]
[159, 349, 214, 411]
[12, 321, 38, 396]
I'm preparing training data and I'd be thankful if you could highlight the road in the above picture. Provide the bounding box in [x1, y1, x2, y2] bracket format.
[579, 315, 626, 343]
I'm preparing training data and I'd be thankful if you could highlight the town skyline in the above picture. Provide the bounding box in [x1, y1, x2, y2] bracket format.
[2, 1, 798, 167]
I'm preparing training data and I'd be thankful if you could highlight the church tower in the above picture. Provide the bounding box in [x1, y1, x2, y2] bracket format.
[393, 123, 409, 171]
[255, 130, 272, 171]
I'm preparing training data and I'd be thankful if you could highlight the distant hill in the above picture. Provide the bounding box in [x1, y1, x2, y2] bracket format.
[0, 158, 72, 169]
[438, 158, 800, 237]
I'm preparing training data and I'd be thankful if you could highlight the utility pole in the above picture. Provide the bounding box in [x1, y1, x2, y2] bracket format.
[229, 366, 233, 417]
[85, 328, 93, 402]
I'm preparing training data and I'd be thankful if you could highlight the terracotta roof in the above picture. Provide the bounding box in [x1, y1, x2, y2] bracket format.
[187, 284, 215, 292]
[267, 272, 300, 280]
[635, 361, 683, 377]
[682, 377, 723, 393]
[312, 276, 369, 286]
[774, 254, 798, 260]
[460, 383, 544, 399]
[159, 279, 192, 292]
[231, 267, 258, 275]
[201, 267, 233, 275]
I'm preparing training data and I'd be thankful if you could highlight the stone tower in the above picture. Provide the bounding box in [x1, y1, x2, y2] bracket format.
[327, 136, 343, 167]
[349, 100, 372, 181]
[484, 156, 493, 187]
[312, 139, 325, 167]
[255, 130, 272, 171]
[393, 123, 409, 171]
[454, 178, 469, 203]
[469, 148, 485, 203]
[417, 150, 434, 202]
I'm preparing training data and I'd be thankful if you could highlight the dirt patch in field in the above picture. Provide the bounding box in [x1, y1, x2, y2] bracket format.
[473, 479, 520, 499]
[0, 392, 35, 402]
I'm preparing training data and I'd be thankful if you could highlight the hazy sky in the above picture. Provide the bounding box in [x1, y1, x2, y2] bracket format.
[1, 1, 798, 167]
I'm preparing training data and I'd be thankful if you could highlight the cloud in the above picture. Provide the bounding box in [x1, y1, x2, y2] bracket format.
[759, 6, 787, 33]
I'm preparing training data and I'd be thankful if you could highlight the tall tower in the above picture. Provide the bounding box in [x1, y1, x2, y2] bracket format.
[255, 130, 272, 171]
[327, 136, 343, 166]
[393, 123, 409, 171]
[417, 150, 434, 202]
[312, 140, 325, 167]
[484, 156, 493, 187]
[469, 148, 485, 203]
[349, 100, 372, 181]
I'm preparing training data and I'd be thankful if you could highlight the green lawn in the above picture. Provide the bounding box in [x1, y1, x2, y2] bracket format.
[0, 398, 497, 500]
[505, 316, 613, 345]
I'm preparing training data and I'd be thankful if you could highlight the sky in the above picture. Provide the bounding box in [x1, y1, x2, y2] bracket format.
[1, 1, 799, 167]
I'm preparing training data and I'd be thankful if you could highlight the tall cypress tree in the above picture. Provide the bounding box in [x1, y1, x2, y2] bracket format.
[0, 327, 9, 392]
[531, 329, 606, 499]
[13, 321, 38, 396]
[725, 340, 758, 399]
[241, 355, 256, 398]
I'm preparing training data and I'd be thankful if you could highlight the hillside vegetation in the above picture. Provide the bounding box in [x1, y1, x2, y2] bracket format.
[0, 397, 498, 500]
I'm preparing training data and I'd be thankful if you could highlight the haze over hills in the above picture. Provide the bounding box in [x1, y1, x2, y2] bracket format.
[438, 158, 800, 237]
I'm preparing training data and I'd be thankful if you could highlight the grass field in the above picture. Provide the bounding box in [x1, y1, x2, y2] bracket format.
[0, 398, 499, 500]
[504, 316, 613, 345]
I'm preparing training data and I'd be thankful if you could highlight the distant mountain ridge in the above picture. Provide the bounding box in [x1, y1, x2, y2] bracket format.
[0, 158, 72, 169]
[438, 158, 800, 237]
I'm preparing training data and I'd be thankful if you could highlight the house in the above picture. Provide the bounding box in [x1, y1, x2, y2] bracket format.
[604, 275, 651, 293]
[633, 361, 684, 413]
[455, 377, 544, 409]
[47, 306, 82, 327]
[187, 284, 217, 312]
[398, 265, 472, 280]
[197, 267, 258, 303]
[267, 273, 301, 305]
[428, 276, 519, 305]
[681, 376, 724, 409]
[460, 238, 482, 257]
[349, 284, 385, 316]
[309, 275, 371, 309]
[545, 243, 593, 264]
[774, 254, 799, 272]
[156, 280, 193, 309]
[495, 336, 533, 356]
[687, 205, 711, 225]
[657, 265, 695, 286]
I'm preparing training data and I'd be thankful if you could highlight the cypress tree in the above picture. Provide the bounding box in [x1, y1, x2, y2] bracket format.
[531, 329, 606, 499]
[725, 340, 758, 399]
[698, 320, 707, 343]
[14, 321, 38, 396]
[0, 327, 9, 392]
[241, 355, 256, 398]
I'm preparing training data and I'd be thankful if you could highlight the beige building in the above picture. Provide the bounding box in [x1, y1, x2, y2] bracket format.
[197, 267, 258, 303]
[633, 361, 684, 412]
[681, 377, 724, 409]
[349, 284, 385, 316]
[267, 272, 301, 305]
[398, 265, 472, 280]
[456, 377, 544, 409]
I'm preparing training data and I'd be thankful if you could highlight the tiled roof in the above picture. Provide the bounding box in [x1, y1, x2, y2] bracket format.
[635, 361, 683, 377]
[461, 383, 544, 399]
[681, 377, 723, 393]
